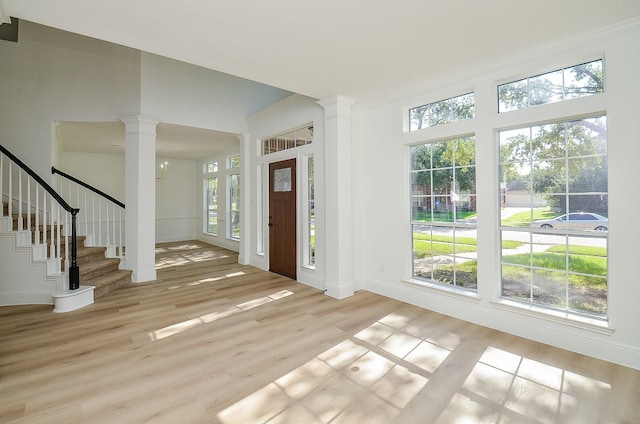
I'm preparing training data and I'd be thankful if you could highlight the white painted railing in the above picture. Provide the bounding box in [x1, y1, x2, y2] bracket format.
[52, 167, 125, 262]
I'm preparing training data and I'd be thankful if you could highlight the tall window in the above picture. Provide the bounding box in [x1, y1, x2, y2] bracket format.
[410, 137, 477, 290]
[205, 177, 218, 235]
[257, 165, 264, 255]
[498, 59, 603, 112]
[499, 115, 608, 319]
[204, 161, 219, 236]
[229, 174, 240, 240]
[304, 156, 316, 268]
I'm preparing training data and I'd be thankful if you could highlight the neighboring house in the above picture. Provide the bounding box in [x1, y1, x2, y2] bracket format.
[1, 10, 639, 374]
[503, 180, 547, 208]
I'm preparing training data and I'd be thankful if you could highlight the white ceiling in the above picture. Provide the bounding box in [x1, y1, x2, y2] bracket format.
[3, 1, 640, 159]
[3, 0, 638, 103]
[56, 121, 239, 160]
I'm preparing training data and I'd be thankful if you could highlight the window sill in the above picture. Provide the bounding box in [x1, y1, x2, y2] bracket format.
[403, 278, 481, 303]
[490, 298, 614, 336]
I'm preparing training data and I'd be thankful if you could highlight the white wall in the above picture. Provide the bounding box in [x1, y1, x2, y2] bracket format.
[156, 157, 198, 243]
[0, 21, 141, 179]
[58, 152, 126, 202]
[246, 95, 326, 290]
[352, 22, 640, 370]
[140, 52, 291, 134]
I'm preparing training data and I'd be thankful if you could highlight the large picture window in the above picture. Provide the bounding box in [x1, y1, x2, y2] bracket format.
[499, 115, 608, 319]
[411, 137, 477, 290]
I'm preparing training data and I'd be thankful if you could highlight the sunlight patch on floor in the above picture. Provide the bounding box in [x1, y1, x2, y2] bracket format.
[155, 250, 230, 270]
[148, 289, 294, 341]
[167, 272, 246, 290]
[448, 345, 614, 424]
[218, 312, 434, 423]
[155, 243, 205, 253]
[217, 311, 613, 423]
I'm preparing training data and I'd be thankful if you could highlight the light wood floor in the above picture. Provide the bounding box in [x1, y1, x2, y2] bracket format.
[1, 240, 639, 424]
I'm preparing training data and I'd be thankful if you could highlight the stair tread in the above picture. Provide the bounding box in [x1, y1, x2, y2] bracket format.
[79, 257, 121, 272]
[86, 269, 132, 284]
[77, 246, 107, 256]
[89, 269, 132, 299]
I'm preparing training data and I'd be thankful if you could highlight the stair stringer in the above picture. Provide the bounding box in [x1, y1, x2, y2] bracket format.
[0, 217, 94, 312]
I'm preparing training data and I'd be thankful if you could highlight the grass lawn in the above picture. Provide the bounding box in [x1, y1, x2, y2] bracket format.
[413, 235, 608, 315]
[413, 210, 477, 222]
[501, 207, 557, 227]
[413, 233, 521, 256]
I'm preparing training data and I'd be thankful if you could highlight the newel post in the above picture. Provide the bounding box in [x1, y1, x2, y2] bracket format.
[69, 208, 80, 290]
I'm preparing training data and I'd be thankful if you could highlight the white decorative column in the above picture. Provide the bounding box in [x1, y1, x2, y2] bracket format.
[0, 3, 10, 24]
[238, 131, 251, 265]
[318, 95, 355, 299]
[120, 116, 159, 283]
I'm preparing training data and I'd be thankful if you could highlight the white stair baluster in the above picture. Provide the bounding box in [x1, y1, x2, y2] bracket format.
[17, 168, 23, 231]
[64, 212, 69, 271]
[8, 162, 12, 220]
[43, 192, 47, 250]
[98, 197, 102, 245]
[26, 175, 31, 235]
[34, 185, 40, 245]
[56, 203, 61, 263]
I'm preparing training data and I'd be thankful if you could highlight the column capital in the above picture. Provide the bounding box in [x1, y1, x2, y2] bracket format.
[317, 95, 355, 120]
[119, 115, 160, 135]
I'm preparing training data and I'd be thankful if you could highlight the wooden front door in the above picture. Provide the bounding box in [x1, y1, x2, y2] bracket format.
[269, 159, 297, 279]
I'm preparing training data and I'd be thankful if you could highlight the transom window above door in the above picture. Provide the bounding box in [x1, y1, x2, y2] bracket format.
[261, 124, 313, 155]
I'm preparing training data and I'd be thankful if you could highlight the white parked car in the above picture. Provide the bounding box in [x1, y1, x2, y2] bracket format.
[533, 212, 608, 231]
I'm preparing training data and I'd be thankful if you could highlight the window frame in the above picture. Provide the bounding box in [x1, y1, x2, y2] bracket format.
[497, 115, 608, 320]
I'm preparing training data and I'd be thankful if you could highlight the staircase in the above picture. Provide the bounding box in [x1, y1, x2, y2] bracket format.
[1, 145, 131, 312]
[74, 237, 131, 299]
[2, 201, 132, 304]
